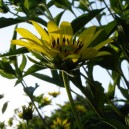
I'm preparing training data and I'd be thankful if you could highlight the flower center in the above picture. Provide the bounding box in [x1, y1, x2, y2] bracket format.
[51, 37, 83, 57]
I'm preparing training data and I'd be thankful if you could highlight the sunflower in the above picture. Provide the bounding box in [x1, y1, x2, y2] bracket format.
[11, 20, 112, 71]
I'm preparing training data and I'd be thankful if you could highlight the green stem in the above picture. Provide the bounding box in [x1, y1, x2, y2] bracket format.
[106, 95, 125, 120]
[21, 81, 49, 129]
[62, 71, 83, 129]
[41, 3, 54, 21]
[103, 0, 115, 19]
[26, 120, 29, 129]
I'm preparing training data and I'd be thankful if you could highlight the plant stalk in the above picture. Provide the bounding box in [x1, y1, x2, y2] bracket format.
[21, 81, 49, 129]
[62, 71, 83, 129]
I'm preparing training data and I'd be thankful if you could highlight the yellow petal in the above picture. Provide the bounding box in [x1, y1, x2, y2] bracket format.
[12, 40, 44, 53]
[16, 28, 42, 45]
[47, 21, 60, 40]
[60, 21, 73, 39]
[11, 40, 32, 48]
[11, 40, 56, 57]
[30, 20, 50, 42]
[48, 21, 59, 32]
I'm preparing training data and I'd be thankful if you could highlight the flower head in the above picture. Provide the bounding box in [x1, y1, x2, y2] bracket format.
[75, 105, 87, 112]
[51, 117, 70, 129]
[48, 91, 60, 97]
[11, 20, 112, 71]
[18, 103, 33, 120]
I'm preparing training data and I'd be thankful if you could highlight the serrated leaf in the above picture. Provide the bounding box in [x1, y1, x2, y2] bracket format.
[2, 101, 9, 114]
[71, 9, 104, 34]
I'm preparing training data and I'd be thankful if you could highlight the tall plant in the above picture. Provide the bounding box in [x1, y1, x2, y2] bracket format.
[0, 0, 129, 128]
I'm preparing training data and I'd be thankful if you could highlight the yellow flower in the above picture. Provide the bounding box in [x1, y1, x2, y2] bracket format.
[51, 117, 70, 129]
[18, 103, 33, 120]
[48, 91, 60, 97]
[75, 105, 87, 112]
[43, 96, 51, 105]
[11, 20, 112, 71]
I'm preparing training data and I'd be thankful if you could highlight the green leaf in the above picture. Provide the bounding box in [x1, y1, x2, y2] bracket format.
[19, 54, 27, 72]
[118, 86, 129, 100]
[0, 0, 9, 13]
[68, 69, 83, 89]
[9, 25, 18, 52]
[24, 0, 29, 10]
[0, 94, 4, 99]
[94, 38, 113, 50]
[14, 77, 23, 86]
[51, 70, 64, 87]
[2, 101, 9, 114]
[103, 119, 128, 129]
[92, 21, 117, 47]
[0, 60, 15, 76]
[0, 47, 29, 57]
[71, 9, 104, 34]
[31, 17, 47, 27]
[107, 83, 115, 100]
[24, 64, 45, 77]
[92, 81, 106, 111]
[0, 70, 15, 79]
[125, 114, 129, 127]
[54, 11, 64, 25]
[31, 73, 63, 87]
[107, 71, 120, 99]
[0, 17, 23, 28]
[54, 0, 71, 10]
[93, 47, 120, 72]
[102, 20, 117, 38]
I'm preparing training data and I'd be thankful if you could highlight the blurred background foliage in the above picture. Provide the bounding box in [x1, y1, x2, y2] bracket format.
[0, 0, 129, 129]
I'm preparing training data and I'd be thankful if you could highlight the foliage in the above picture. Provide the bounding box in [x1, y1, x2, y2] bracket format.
[0, 0, 129, 129]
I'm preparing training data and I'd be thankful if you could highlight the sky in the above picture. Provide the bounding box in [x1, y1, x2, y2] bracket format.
[0, 0, 127, 127]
